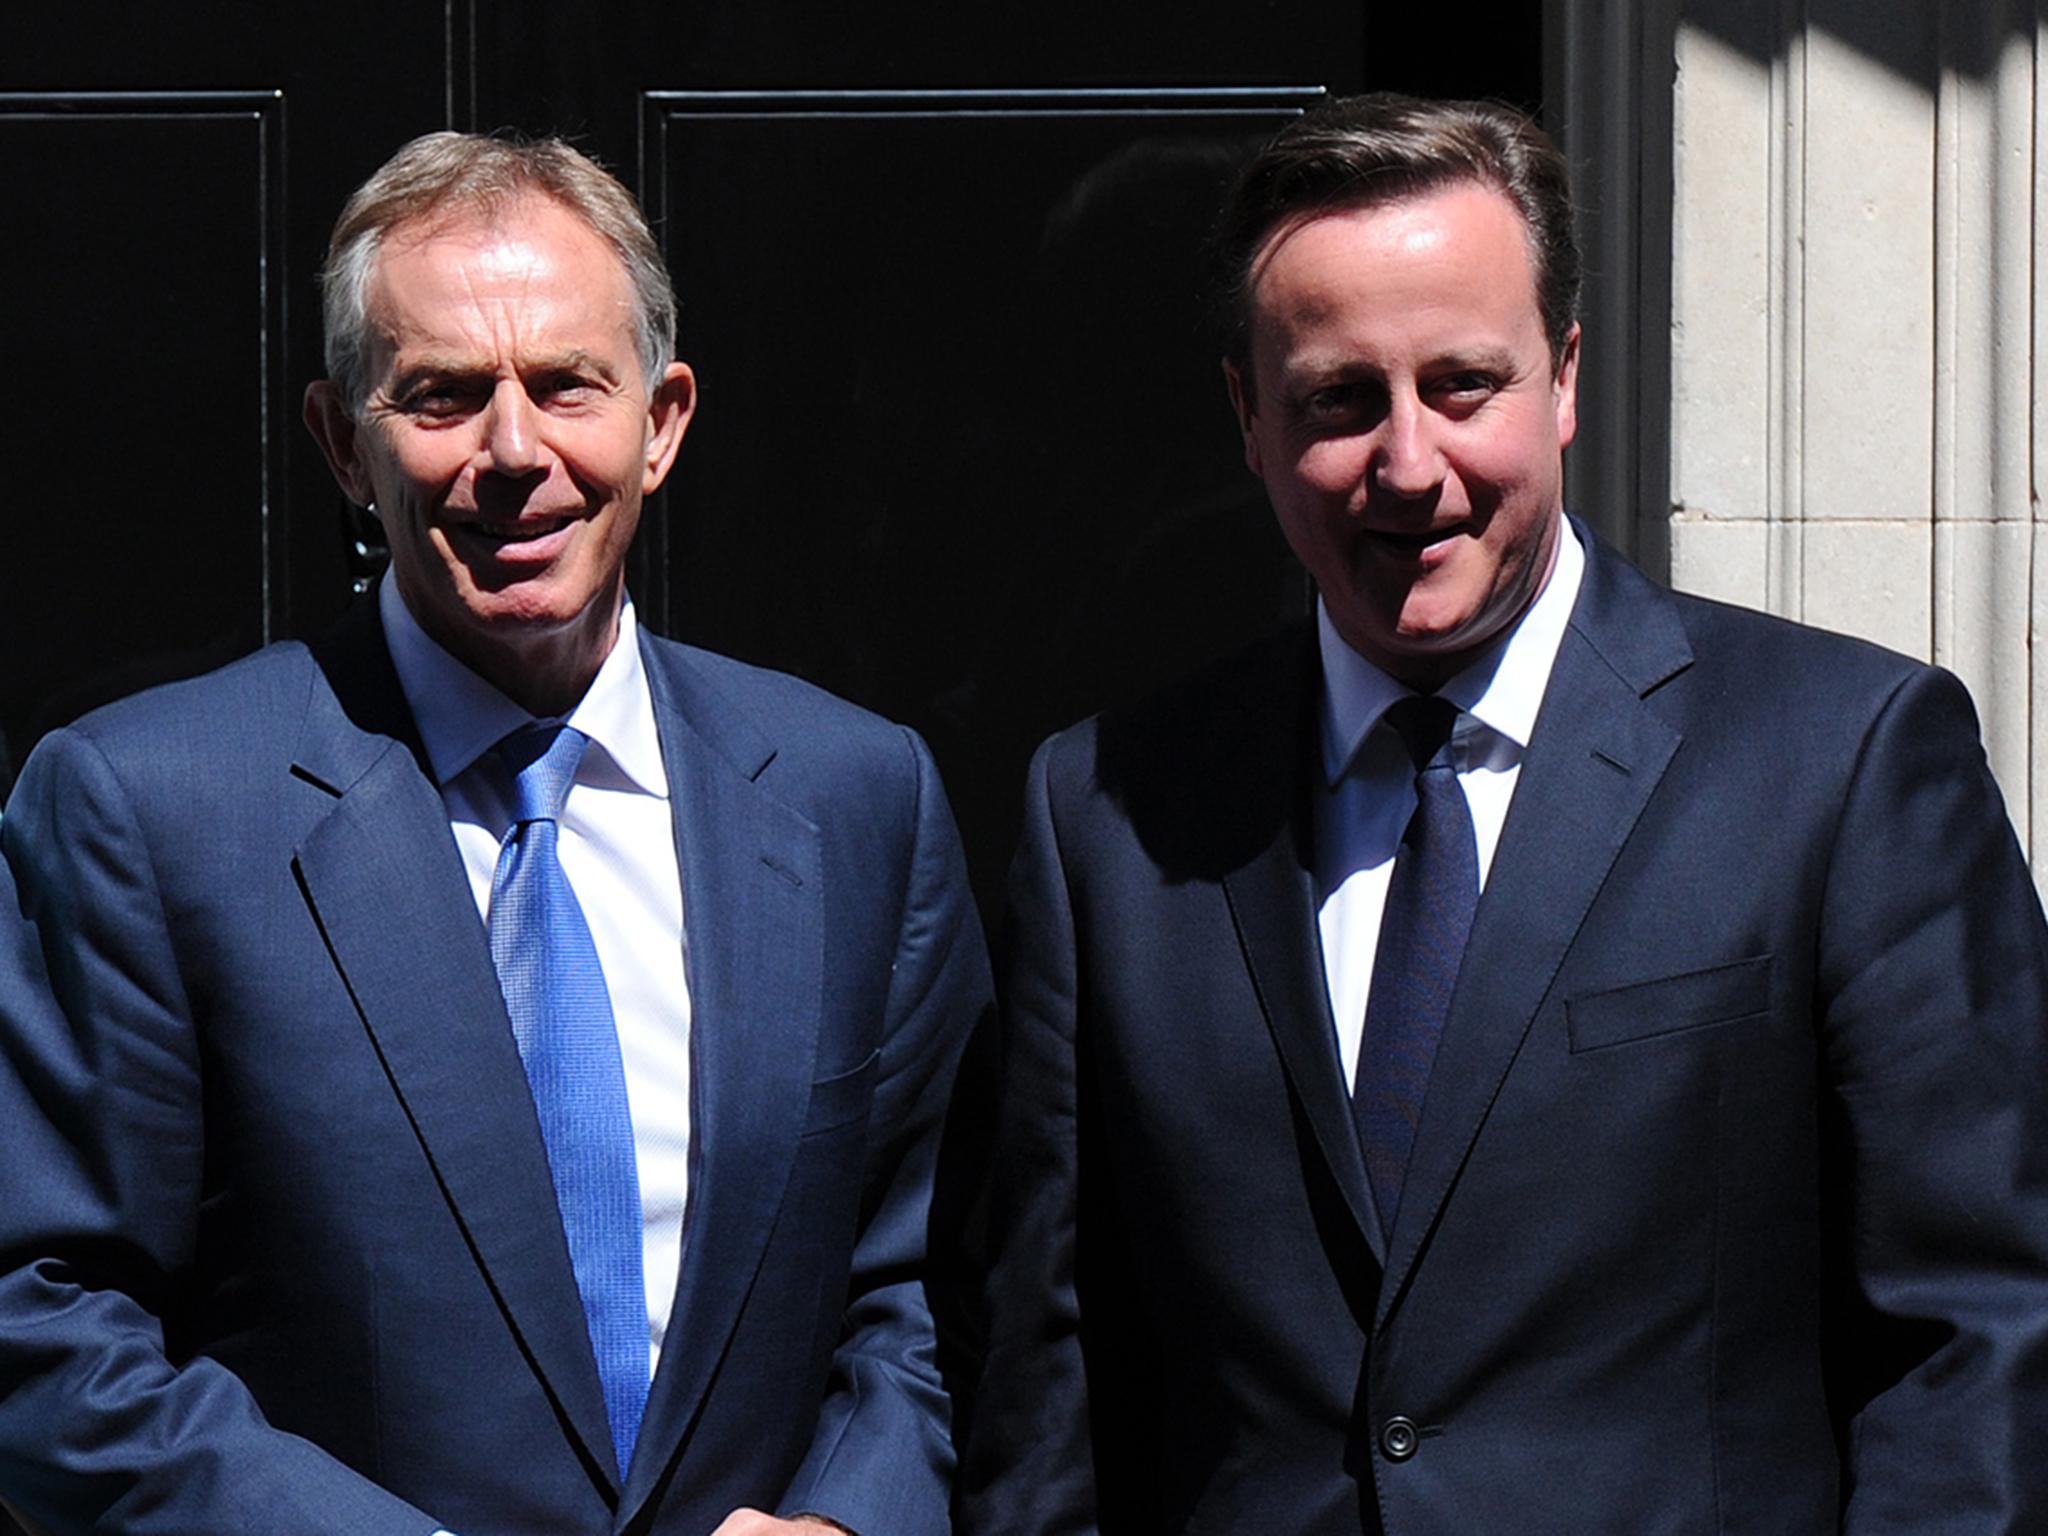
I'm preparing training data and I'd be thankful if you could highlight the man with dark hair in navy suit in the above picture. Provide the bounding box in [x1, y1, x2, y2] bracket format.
[960, 94, 2048, 1533]
[0, 133, 988, 1536]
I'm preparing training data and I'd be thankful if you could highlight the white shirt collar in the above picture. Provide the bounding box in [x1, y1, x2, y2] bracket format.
[1317, 514, 1586, 784]
[377, 574, 668, 797]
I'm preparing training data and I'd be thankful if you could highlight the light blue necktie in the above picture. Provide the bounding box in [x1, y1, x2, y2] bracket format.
[489, 722, 647, 1477]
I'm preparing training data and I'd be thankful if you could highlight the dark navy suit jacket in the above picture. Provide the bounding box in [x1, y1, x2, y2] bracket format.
[960, 527, 2048, 1533]
[0, 600, 990, 1535]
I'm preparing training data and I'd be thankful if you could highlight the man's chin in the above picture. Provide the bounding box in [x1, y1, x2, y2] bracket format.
[459, 590, 597, 643]
[412, 579, 586, 652]
[1332, 600, 1504, 689]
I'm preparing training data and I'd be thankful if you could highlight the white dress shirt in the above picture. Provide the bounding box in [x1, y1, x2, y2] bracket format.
[1315, 518, 1585, 1089]
[380, 577, 691, 1377]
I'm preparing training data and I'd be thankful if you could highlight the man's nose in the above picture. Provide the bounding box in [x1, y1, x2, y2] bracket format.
[480, 379, 544, 476]
[1372, 394, 1444, 499]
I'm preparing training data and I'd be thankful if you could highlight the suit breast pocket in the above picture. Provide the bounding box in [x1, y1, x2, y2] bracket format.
[801, 1049, 881, 1137]
[1566, 955, 1774, 1054]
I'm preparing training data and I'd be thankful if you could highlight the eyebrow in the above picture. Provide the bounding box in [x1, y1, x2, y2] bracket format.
[533, 349, 623, 381]
[1431, 345, 1522, 374]
[387, 349, 624, 393]
[1280, 342, 1526, 386]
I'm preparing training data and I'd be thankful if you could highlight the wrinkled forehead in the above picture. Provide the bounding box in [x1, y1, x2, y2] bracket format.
[362, 196, 635, 349]
[378, 189, 547, 259]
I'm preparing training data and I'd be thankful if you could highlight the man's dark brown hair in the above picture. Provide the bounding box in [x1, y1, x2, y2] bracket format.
[1214, 93, 1581, 392]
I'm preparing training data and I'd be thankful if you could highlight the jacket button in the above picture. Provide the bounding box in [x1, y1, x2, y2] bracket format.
[1380, 1415, 1419, 1461]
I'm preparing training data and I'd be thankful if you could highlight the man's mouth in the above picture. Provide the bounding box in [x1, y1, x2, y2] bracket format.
[460, 515, 574, 546]
[1367, 524, 1461, 555]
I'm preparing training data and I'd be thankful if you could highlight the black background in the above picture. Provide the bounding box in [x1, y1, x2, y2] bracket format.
[1, 3, 1543, 905]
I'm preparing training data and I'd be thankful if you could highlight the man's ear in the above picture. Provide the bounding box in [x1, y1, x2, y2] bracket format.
[303, 381, 377, 506]
[1222, 357, 1264, 477]
[1551, 322, 1582, 452]
[642, 361, 697, 496]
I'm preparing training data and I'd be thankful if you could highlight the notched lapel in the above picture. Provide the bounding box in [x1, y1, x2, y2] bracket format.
[1376, 548, 1691, 1330]
[626, 646, 824, 1517]
[292, 624, 622, 1495]
[1224, 829, 1386, 1263]
[1137, 627, 1383, 1261]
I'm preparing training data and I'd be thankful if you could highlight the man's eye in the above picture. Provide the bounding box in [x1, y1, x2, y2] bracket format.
[539, 372, 598, 401]
[402, 383, 480, 416]
[1436, 372, 1499, 399]
[1299, 382, 1390, 430]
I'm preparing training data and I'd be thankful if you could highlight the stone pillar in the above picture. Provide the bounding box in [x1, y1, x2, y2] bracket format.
[1557, 0, 2046, 878]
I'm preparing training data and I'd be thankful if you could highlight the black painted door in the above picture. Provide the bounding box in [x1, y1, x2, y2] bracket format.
[1, 3, 1540, 902]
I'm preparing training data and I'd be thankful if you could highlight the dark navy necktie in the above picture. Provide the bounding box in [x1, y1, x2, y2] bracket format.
[489, 722, 647, 1477]
[1353, 695, 1479, 1243]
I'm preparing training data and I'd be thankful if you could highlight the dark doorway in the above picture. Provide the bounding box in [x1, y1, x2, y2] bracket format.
[2, 4, 1542, 902]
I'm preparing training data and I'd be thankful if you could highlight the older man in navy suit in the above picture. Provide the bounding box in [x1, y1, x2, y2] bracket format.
[959, 95, 2048, 1533]
[0, 134, 988, 1535]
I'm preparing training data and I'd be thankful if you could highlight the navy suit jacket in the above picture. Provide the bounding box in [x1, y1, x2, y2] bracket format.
[959, 528, 2048, 1533]
[0, 600, 991, 1535]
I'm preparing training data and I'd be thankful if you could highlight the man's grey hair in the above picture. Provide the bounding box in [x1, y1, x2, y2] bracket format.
[318, 131, 677, 413]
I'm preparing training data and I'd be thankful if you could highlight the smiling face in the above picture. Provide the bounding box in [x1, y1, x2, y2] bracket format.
[304, 193, 693, 714]
[1226, 181, 1578, 692]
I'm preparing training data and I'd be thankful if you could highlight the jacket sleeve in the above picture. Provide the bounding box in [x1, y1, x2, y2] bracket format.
[953, 736, 1102, 1536]
[0, 727, 444, 1535]
[1818, 667, 2048, 1532]
[773, 727, 994, 1536]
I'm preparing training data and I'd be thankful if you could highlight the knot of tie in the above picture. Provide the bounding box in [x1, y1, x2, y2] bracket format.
[497, 723, 590, 827]
[1381, 694, 1461, 776]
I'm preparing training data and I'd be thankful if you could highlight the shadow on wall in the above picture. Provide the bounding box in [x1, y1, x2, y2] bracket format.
[1683, 0, 2028, 85]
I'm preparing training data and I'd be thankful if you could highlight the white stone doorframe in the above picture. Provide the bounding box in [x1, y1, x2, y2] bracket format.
[1547, 0, 2047, 885]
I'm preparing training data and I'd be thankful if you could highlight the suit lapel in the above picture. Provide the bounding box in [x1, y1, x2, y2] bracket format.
[1223, 819, 1386, 1263]
[1375, 534, 1692, 1330]
[623, 641, 823, 1522]
[1208, 630, 1386, 1261]
[292, 604, 622, 1494]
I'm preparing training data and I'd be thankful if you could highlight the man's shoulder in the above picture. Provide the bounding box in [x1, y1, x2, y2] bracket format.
[6, 642, 327, 875]
[1576, 532, 1933, 713]
[644, 634, 907, 743]
[1637, 583, 1950, 750]
[1663, 585, 1921, 675]
[1025, 622, 1315, 882]
[639, 634, 930, 808]
[1038, 622, 1312, 783]
[37, 640, 320, 772]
